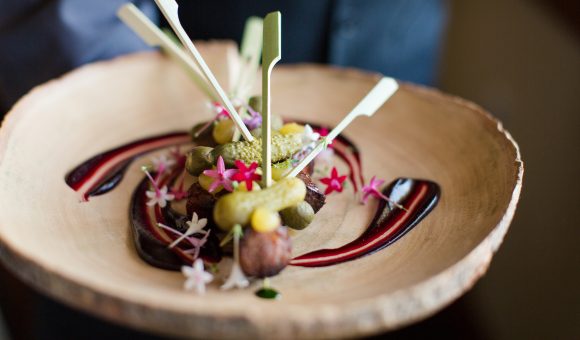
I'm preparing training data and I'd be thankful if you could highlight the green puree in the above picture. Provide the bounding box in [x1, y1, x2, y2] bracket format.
[255, 287, 281, 300]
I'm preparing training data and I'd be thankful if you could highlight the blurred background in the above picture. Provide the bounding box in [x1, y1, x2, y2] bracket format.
[0, 0, 578, 339]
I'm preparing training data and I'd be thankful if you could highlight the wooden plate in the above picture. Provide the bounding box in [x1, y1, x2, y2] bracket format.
[0, 42, 522, 339]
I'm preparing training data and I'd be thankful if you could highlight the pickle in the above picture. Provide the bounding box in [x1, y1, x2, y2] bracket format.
[186, 133, 302, 176]
[213, 177, 306, 230]
[185, 146, 214, 176]
[212, 118, 235, 144]
[211, 133, 302, 167]
[280, 201, 315, 230]
[272, 159, 294, 180]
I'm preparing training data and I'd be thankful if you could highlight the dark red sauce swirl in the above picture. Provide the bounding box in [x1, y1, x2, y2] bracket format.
[65, 126, 440, 269]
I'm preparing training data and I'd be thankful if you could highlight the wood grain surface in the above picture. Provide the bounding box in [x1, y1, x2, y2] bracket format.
[0, 42, 522, 339]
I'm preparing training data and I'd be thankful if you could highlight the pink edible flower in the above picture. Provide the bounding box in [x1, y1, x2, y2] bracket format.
[170, 185, 188, 201]
[151, 154, 175, 173]
[208, 101, 231, 119]
[361, 176, 386, 204]
[193, 102, 232, 138]
[315, 127, 334, 148]
[320, 167, 347, 195]
[231, 160, 261, 190]
[361, 176, 407, 210]
[170, 168, 189, 201]
[202, 156, 238, 193]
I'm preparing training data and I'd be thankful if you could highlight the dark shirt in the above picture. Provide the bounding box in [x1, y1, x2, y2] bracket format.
[180, 0, 447, 84]
[0, 0, 447, 111]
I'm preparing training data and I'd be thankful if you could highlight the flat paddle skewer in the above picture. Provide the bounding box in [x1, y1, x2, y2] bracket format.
[261, 12, 282, 188]
[286, 77, 399, 178]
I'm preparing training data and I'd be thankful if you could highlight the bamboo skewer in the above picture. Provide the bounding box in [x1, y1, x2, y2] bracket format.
[154, 0, 254, 141]
[261, 12, 282, 188]
[232, 17, 263, 101]
[286, 77, 399, 178]
[117, 4, 217, 102]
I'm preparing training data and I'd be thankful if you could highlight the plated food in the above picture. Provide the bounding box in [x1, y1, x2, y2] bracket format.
[0, 2, 522, 337]
[64, 95, 440, 298]
[0, 50, 522, 338]
[63, 6, 442, 299]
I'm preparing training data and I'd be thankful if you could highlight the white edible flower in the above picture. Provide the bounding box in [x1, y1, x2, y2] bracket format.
[151, 154, 176, 173]
[168, 213, 208, 249]
[302, 124, 320, 146]
[220, 224, 249, 290]
[221, 262, 250, 290]
[145, 185, 174, 208]
[316, 147, 334, 165]
[186, 213, 208, 234]
[182, 259, 213, 294]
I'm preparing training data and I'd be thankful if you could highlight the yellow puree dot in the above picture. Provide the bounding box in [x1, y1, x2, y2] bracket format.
[279, 123, 304, 135]
[251, 207, 281, 233]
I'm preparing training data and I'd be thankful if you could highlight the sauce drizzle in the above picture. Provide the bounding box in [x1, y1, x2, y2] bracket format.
[64, 125, 440, 271]
[290, 178, 440, 267]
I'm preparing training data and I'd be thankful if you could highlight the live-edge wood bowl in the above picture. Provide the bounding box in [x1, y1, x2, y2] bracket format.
[0, 42, 522, 339]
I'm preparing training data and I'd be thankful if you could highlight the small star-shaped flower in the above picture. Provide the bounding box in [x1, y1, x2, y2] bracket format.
[202, 156, 238, 193]
[320, 167, 347, 195]
[168, 213, 208, 248]
[317, 147, 334, 164]
[221, 225, 248, 290]
[207, 101, 230, 118]
[302, 124, 320, 146]
[146, 185, 175, 208]
[182, 259, 213, 294]
[231, 160, 261, 191]
[158, 222, 210, 259]
[151, 154, 176, 173]
[361, 176, 385, 204]
[195, 102, 232, 138]
[243, 108, 262, 130]
[315, 127, 334, 148]
[142, 168, 174, 208]
[170, 187, 188, 201]
[320, 136, 332, 150]
[221, 262, 250, 290]
[183, 230, 211, 259]
[361, 176, 407, 210]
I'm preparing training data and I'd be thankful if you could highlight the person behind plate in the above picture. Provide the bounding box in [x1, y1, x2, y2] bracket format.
[0, 0, 447, 113]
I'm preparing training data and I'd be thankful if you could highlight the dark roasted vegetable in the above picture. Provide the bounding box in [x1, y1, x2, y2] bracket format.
[239, 227, 292, 278]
